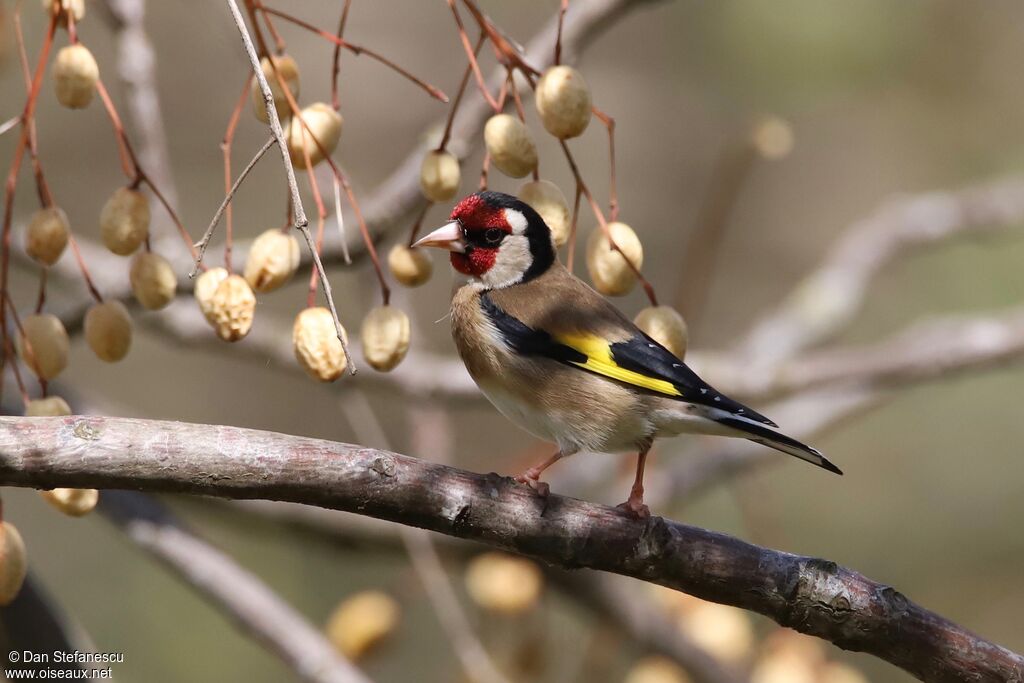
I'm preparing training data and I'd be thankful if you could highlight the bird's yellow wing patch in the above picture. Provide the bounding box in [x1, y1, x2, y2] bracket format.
[555, 333, 683, 397]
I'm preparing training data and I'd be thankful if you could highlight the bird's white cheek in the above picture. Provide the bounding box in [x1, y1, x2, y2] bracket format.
[482, 236, 532, 288]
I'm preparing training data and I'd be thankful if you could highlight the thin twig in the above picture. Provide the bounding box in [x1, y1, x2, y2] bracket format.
[226, 0, 356, 374]
[190, 137, 276, 278]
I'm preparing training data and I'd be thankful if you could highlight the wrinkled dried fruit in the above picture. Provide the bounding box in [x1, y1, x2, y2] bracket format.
[100, 187, 150, 256]
[388, 244, 432, 288]
[25, 206, 69, 266]
[624, 656, 693, 683]
[40, 488, 99, 517]
[130, 252, 176, 310]
[194, 267, 229, 323]
[0, 522, 27, 606]
[209, 274, 255, 342]
[251, 54, 300, 123]
[17, 313, 69, 380]
[518, 180, 570, 246]
[360, 306, 410, 372]
[244, 229, 300, 293]
[419, 150, 461, 203]
[634, 306, 688, 359]
[287, 103, 342, 168]
[535, 65, 592, 139]
[84, 300, 132, 362]
[325, 590, 400, 661]
[678, 601, 753, 664]
[293, 307, 346, 381]
[484, 114, 537, 178]
[25, 396, 71, 417]
[465, 552, 543, 615]
[41, 0, 85, 26]
[586, 222, 643, 296]
[52, 44, 98, 109]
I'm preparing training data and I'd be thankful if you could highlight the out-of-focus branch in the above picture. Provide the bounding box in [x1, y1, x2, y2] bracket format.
[216, 500, 748, 683]
[735, 176, 1024, 367]
[1, 417, 1021, 683]
[99, 490, 371, 683]
[708, 305, 1024, 402]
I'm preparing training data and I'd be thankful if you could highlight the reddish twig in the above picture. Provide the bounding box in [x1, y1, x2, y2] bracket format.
[221, 75, 255, 274]
[254, 3, 448, 103]
[330, 0, 352, 111]
[446, 0, 499, 112]
[559, 140, 657, 305]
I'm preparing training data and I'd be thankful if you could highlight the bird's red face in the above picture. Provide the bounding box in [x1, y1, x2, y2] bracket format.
[414, 191, 555, 288]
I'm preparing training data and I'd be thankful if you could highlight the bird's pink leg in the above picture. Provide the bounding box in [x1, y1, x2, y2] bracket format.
[514, 450, 564, 497]
[618, 441, 653, 518]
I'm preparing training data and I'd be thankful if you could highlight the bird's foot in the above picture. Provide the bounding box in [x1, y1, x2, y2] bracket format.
[616, 489, 650, 519]
[514, 470, 551, 497]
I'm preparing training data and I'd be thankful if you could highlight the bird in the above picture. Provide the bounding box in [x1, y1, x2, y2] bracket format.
[413, 191, 841, 517]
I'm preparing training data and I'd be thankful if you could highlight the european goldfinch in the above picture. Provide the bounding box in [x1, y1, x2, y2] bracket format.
[414, 191, 841, 516]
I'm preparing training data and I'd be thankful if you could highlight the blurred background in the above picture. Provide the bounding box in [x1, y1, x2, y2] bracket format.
[1, 1, 1023, 681]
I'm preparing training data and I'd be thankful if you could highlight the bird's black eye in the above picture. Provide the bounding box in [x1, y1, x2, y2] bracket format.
[484, 228, 504, 245]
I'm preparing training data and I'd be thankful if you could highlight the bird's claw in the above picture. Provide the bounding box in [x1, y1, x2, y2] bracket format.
[514, 473, 550, 497]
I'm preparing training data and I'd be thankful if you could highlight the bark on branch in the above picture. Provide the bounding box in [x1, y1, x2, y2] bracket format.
[1, 417, 1020, 683]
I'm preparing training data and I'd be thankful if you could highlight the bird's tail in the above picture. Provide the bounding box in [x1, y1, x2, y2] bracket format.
[713, 413, 843, 475]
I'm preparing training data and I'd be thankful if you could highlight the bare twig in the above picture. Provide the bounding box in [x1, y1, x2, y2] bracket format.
[225, 0, 355, 374]
[99, 490, 371, 683]
[1, 416, 1021, 683]
[190, 136, 276, 278]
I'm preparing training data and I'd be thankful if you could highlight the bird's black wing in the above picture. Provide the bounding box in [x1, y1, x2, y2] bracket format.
[481, 293, 777, 426]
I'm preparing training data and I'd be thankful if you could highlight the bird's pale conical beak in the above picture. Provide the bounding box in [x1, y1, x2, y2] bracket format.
[412, 221, 465, 253]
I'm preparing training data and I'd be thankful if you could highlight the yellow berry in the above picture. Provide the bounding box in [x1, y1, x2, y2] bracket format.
[535, 65, 592, 139]
[293, 307, 347, 382]
[100, 187, 150, 256]
[419, 150, 461, 203]
[25, 207, 69, 266]
[287, 103, 342, 168]
[388, 244, 432, 287]
[464, 552, 543, 615]
[84, 300, 132, 362]
[623, 656, 693, 683]
[244, 229, 300, 293]
[634, 306, 688, 359]
[52, 44, 98, 109]
[41, 0, 85, 26]
[40, 488, 99, 517]
[209, 274, 256, 342]
[484, 114, 537, 178]
[325, 590, 400, 661]
[585, 222, 643, 296]
[16, 313, 69, 380]
[251, 54, 300, 124]
[360, 306, 410, 372]
[129, 252, 176, 310]
[0, 522, 27, 606]
[194, 267, 229, 324]
[518, 180, 570, 246]
[25, 396, 71, 416]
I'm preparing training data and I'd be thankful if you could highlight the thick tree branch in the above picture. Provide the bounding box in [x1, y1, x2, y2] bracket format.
[1, 417, 1020, 683]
